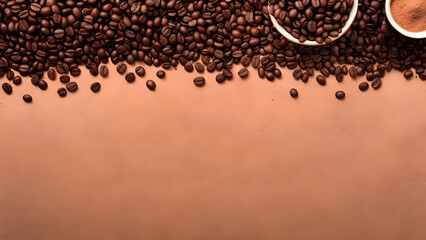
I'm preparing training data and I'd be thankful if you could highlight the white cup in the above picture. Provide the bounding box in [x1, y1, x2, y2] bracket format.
[269, 0, 359, 46]
[385, 0, 426, 39]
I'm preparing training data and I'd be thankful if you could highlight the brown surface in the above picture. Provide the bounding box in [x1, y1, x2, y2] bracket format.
[1, 64, 426, 240]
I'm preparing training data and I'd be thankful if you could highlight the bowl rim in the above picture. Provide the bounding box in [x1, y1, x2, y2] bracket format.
[269, 0, 359, 46]
[385, 0, 426, 39]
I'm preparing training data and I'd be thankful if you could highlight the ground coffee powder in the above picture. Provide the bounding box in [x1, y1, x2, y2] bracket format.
[391, 0, 426, 32]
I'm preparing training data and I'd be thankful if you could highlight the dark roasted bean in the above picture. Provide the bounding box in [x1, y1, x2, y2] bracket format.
[193, 76, 206, 87]
[146, 80, 156, 91]
[91, 82, 101, 92]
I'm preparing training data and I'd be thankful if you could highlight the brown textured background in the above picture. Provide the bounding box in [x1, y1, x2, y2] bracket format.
[1, 64, 426, 240]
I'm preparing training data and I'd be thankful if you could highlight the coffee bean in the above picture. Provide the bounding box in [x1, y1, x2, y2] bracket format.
[316, 75, 326, 85]
[223, 69, 233, 79]
[6, 71, 14, 80]
[57, 88, 67, 97]
[66, 82, 78, 92]
[135, 66, 145, 77]
[89, 65, 99, 76]
[146, 80, 156, 91]
[258, 66, 266, 78]
[404, 70, 413, 79]
[100, 66, 109, 77]
[47, 69, 56, 80]
[238, 68, 249, 78]
[31, 75, 40, 86]
[335, 91, 345, 99]
[195, 63, 205, 73]
[91, 82, 101, 92]
[359, 82, 369, 91]
[156, 70, 166, 78]
[13, 76, 22, 85]
[266, 72, 275, 81]
[290, 88, 298, 98]
[252, 56, 260, 68]
[2, 83, 12, 95]
[60, 75, 71, 83]
[184, 62, 194, 72]
[241, 56, 251, 67]
[70, 68, 81, 77]
[125, 72, 136, 83]
[274, 69, 282, 78]
[371, 78, 382, 89]
[23, 94, 32, 103]
[117, 63, 127, 74]
[207, 62, 216, 72]
[38, 80, 48, 90]
[293, 69, 302, 80]
[216, 74, 226, 83]
[193, 76, 205, 87]
[349, 67, 358, 78]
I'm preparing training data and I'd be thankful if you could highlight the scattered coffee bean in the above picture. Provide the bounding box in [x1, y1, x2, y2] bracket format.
[404, 70, 413, 79]
[23, 94, 32, 103]
[117, 63, 127, 74]
[57, 88, 67, 97]
[349, 67, 358, 78]
[100, 66, 109, 77]
[66, 82, 78, 92]
[38, 80, 48, 90]
[60, 75, 71, 83]
[2, 83, 12, 95]
[193, 76, 206, 87]
[359, 82, 369, 91]
[6, 71, 14, 81]
[293, 69, 302, 80]
[335, 91, 345, 99]
[13, 76, 22, 85]
[70, 68, 81, 77]
[156, 70, 166, 79]
[195, 63, 205, 73]
[91, 82, 101, 93]
[252, 56, 260, 68]
[223, 69, 233, 79]
[274, 69, 282, 78]
[301, 72, 309, 82]
[238, 68, 249, 78]
[146, 80, 156, 91]
[135, 66, 146, 77]
[258, 66, 266, 79]
[47, 69, 57, 80]
[31, 75, 40, 86]
[125, 72, 136, 83]
[316, 75, 326, 85]
[290, 88, 298, 98]
[184, 62, 194, 72]
[216, 74, 226, 83]
[371, 78, 382, 89]
[266, 72, 275, 81]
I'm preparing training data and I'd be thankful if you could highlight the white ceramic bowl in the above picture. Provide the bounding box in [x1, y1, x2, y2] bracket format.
[269, 0, 359, 46]
[385, 0, 426, 39]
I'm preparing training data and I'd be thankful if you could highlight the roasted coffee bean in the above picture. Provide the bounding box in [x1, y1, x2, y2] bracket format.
[146, 80, 156, 91]
[89, 65, 99, 76]
[13, 76, 22, 85]
[47, 69, 56, 80]
[91, 82, 101, 92]
[184, 62, 194, 72]
[31, 75, 40, 86]
[252, 56, 260, 68]
[335, 91, 345, 99]
[125, 72, 136, 82]
[404, 70, 413, 79]
[359, 82, 369, 91]
[238, 68, 249, 78]
[117, 63, 127, 74]
[70, 68, 81, 77]
[258, 66, 266, 78]
[2, 83, 12, 95]
[135, 66, 145, 77]
[207, 62, 216, 72]
[336, 74, 344, 82]
[301, 72, 309, 82]
[349, 67, 358, 78]
[66, 82, 78, 92]
[371, 78, 382, 89]
[60, 75, 71, 83]
[57, 88, 67, 97]
[193, 76, 206, 87]
[241, 56, 251, 67]
[156, 70, 166, 78]
[274, 69, 282, 78]
[38, 80, 48, 90]
[100, 66, 109, 77]
[23, 94, 32, 103]
[316, 75, 326, 85]
[266, 72, 275, 81]
[293, 69, 303, 80]
[195, 63, 205, 73]
[290, 88, 298, 98]
[223, 69, 233, 79]
[6, 71, 14, 80]
[216, 74, 226, 83]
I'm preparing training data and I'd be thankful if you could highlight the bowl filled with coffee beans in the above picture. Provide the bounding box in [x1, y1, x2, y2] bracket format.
[385, 0, 426, 39]
[269, 0, 359, 46]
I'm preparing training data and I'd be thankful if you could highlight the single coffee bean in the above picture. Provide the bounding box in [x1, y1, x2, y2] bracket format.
[31, 75, 40, 86]
[156, 70, 166, 78]
[193, 76, 206, 87]
[342, 66, 348, 75]
[301, 72, 309, 82]
[146, 80, 156, 91]
[359, 82, 369, 91]
[66, 82, 78, 92]
[99, 66, 108, 77]
[238, 68, 249, 78]
[70, 68, 81, 77]
[2, 83, 12, 95]
[117, 63, 127, 74]
[57, 87, 67, 97]
[216, 74, 226, 83]
[293, 69, 302, 80]
[252, 56, 260, 68]
[6, 71, 14, 80]
[184, 62, 194, 72]
[90, 82, 101, 92]
[274, 69, 282, 78]
[135, 66, 145, 77]
[316, 75, 326, 85]
[258, 66, 266, 78]
[207, 62, 216, 72]
[290, 88, 298, 98]
[335, 91, 345, 99]
[403, 70, 413, 79]
[38, 80, 48, 90]
[23, 94, 32, 103]
[223, 69, 233, 79]
[241, 55, 251, 67]
[13, 76, 22, 85]
[195, 62, 205, 73]
[349, 67, 358, 78]
[125, 72, 136, 82]
[47, 69, 56, 80]
[336, 73, 344, 82]
[266, 72, 275, 81]
[60, 75, 71, 83]
[371, 78, 382, 89]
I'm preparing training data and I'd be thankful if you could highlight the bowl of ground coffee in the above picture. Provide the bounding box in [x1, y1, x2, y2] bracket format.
[386, 0, 426, 39]
[269, 0, 359, 46]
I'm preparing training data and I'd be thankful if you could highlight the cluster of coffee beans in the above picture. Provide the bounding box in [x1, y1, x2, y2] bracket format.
[0, 0, 424, 103]
[270, 0, 354, 44]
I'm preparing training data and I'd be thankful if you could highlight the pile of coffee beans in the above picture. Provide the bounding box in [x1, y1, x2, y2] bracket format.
[269, 0, 354, 44]
[0, 0, 424, 103]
